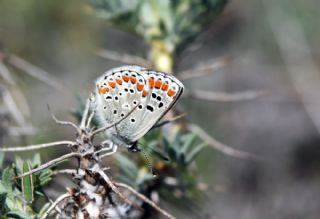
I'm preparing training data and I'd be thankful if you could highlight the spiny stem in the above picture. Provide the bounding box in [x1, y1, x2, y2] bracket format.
[0, 140, 75, 152]
[115, 182, 176, 219]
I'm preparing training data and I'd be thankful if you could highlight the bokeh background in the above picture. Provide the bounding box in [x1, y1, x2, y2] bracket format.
[1, 0, 320, 218]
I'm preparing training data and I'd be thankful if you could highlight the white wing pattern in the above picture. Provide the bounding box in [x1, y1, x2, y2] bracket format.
[94, 65, 184, 147]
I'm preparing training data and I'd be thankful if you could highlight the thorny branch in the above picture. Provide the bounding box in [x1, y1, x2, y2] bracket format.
[2, 99, 176, 219]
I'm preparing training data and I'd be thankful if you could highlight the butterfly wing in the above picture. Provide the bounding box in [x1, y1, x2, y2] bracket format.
[115, 68, 184, 143]
[94, 65, 184, 147]
[95, 66, 148, 145]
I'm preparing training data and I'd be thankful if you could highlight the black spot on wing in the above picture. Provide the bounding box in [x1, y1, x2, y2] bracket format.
[146, 105, 154, 112]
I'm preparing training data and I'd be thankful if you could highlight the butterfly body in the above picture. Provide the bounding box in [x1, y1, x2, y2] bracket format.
[93, 65, 184, 149]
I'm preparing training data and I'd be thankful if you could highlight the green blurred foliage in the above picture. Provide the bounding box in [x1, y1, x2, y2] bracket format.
[0, 153, 53, 219]
[89, 0, 227, 59]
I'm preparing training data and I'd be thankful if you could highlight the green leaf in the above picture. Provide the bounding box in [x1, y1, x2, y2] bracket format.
[180, 133, 197, 156]
[1, 167, 14, 193]
[0, 153, 4, 168]
[0, 182, 8, 215]
[31, 154, 41, 168]
[22, 161, 34, 203]
[186, 143, 206, 165]
[6, 211, 31, 219]
[14, 156, 24, 175]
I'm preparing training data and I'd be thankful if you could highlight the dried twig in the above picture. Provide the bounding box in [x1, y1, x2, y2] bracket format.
[115, 182, 176, 219]
[0, 140, 75, 152]
[96, 48, 152, 68]
[97, 169, 142, 211]
[8, 126, 37, 136]
[40, 193, 71, 219]
[188, 124, 263, 161]
[86, 111, 95, 129]
[178, 56, 231, 80]
[80, 99, 91, 129]
[47, 104, 80, 133]
[15, 152, 81, 179]
[0, 62, 15, 85]
[7, 54, 65, 91]
[2, 88, 26, 126]
[184, 90, 267, 102]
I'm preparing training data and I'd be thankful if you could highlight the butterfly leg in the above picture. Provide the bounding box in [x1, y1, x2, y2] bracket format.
[99, 144, 118, 158]
[100, 140, 114, 151]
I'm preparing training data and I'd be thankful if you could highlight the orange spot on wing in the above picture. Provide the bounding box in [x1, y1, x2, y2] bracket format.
[137, 83, 144, 91]
[98, 87, 109, 94]
[161, 83, 169, 91]
[155, 80, 162, 89]
[142, 89, 148, 97]
[116, 79, 122, 85]
[167, 89, 175, 97]
[108, 81, 116, 88]
[130, 77, 137, 84]
[123, 75, 129, 82]
[148, 78, 155, 88]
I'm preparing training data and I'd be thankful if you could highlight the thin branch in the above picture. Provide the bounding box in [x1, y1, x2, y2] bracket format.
[53, 169, 77, 176]
[0, 140, 75, 152]
[80, 99, 90, 129]
[7, 54, 65, 91]
[115, 182, 176, 219]
[188, 124, 263, 161]
[86, 111, 95, 129]
[49, 198, 62, 213]
[15, 152, 81, 179]
[47, 104, 80, 133]
[178, 56, 231, 80]
[97, 169, 142, 211]
[96, 48, 152, 68]
[2, 88, 26, 126]
[0, 62, 15, 85]
[184, 90, 267, 102]
[91, 103, 139, 137]
[40, 193, 71, 219]
[8, 126, 37, 136]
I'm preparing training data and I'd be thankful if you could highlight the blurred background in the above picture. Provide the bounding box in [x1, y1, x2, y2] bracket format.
[1, 0, 320, 218]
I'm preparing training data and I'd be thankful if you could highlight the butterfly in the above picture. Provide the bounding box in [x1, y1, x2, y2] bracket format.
[92, 65, 184, 153]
